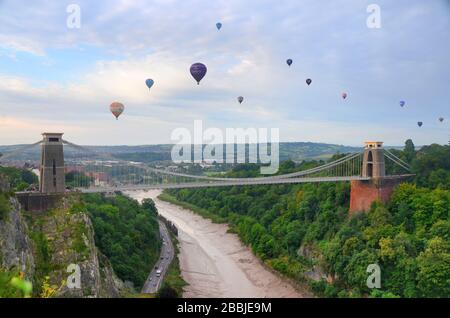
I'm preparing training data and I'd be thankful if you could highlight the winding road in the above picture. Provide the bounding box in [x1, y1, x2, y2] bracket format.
[141, 220, 174, 294]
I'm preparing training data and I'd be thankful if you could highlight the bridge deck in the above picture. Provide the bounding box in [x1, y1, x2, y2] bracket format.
[78, 176, 372, 193]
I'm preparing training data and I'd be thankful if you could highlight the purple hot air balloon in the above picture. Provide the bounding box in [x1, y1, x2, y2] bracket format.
[306, 78, 312, 86]
[190, 63, 207, 85]
[400, 101, 406, 107]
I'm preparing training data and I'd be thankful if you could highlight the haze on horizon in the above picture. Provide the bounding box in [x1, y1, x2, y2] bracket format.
[0, 0, 449, 147]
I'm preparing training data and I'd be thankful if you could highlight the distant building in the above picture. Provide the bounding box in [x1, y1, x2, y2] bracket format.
[87, 172, 111, 187]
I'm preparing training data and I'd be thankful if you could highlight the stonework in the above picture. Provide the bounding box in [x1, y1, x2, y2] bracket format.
[40, 133, 65, 194]
[349, 177, 405, 214]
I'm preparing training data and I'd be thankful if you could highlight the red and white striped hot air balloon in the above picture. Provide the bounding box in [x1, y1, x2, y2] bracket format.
[110, 102, 124, 120]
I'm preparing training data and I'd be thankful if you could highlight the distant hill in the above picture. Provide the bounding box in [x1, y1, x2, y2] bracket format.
[0, 142, 365, 163]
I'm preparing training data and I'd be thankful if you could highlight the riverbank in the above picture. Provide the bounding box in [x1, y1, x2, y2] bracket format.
[127, 190, 309, 298]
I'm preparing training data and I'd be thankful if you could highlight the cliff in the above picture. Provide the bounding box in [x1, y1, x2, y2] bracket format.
[0, 196, 35, 280]
[0, 178, 125, 297]
[28, 195, 125, 297]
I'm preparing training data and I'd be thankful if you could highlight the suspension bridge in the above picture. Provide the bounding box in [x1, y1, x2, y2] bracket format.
[0, 133, 414, 213]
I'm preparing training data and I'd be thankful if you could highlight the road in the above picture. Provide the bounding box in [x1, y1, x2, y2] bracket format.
[129, 190, 309, 298]
[141, 220, 175, 294]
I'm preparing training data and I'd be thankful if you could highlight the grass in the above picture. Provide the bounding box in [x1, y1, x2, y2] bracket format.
[158, 192, 227, 224]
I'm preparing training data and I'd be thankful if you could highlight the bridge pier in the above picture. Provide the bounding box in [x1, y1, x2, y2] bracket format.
[349, 141, 408, 214]
[349, 177, 403, 214]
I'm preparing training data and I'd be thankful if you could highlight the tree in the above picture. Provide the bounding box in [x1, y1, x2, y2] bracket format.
[404, 139, 415, 163]
[416, 237, 450, 297]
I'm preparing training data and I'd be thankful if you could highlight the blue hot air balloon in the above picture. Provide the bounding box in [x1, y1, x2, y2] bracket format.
[216, 22, 222, 30]
[417, 121, 423, 127]
[306, 78, 312, 86]
[238, 96, 244, 104]
[190, 63, 207, 85]
[145, 79, 154, 90]
[286, 59, 293, 67]
[400, 101, 406, 107]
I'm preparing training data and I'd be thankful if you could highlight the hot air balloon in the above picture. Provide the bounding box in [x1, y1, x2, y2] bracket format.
[417, 121, 423, 127]
[306, 78, 312, 86]
[190, 63, 207, 85]
[110, 102, 124, 120]
[439, 117, 444, 123]
[238, 96, 244, 104]
[342, 92, 348, 100]
[216, 22, 222, 30]
[286, 59, 293, 67]
[400, 101, 406, 107]
[145, 79, 154, 90]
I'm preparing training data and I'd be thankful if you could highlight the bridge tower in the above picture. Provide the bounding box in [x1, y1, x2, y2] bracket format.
[362, 141, 385, 178]
[349, 141, 400, 214]
[39, 133, 65, 193]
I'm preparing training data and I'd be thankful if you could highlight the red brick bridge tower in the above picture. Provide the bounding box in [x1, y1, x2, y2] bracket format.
[349, 142, 404, 214]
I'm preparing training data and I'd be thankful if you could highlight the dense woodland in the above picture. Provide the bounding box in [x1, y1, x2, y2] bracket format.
[81, 194, 161, 289]
[166, 141, 450, 297]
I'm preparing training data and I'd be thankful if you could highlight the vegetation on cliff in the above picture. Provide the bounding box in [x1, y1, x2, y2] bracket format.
[82, 193, 161, 289]
[165, 141, 450, 297]
[0, 167, 38, 192]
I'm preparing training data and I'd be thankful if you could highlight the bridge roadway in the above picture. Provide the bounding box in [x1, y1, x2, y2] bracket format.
[79, 176, 372, 193]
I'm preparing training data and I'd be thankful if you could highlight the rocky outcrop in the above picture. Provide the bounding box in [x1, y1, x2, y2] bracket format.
[0, 197, 35, 279]
[30, 201, 124, 298]
[298, 243, 333, 283]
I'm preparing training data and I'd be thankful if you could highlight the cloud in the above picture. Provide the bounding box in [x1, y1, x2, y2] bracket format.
[0, 0, 449, 146]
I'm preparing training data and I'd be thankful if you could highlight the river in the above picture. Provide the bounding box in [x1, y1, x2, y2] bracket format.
[127, 189, 309, 298]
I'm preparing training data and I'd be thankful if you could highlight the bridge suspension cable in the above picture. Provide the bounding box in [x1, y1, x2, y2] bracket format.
[384, 149, 412, 172]
[0, 140, 42, 161]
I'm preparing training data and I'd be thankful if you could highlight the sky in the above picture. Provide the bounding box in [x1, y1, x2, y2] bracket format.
[0, 0, 449, 146]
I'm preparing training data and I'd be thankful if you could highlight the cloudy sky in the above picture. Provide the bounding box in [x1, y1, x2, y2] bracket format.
[0, 0, 449, 146]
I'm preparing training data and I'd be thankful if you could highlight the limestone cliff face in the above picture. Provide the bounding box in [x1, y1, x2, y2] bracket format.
[0, 185, 124, 297]
[0, 197, 35, 279]
[29, 199, 124, 298]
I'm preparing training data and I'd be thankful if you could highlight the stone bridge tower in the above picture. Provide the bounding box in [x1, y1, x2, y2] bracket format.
[349, 141, 401, 214]
[39, 133, 65, 193]
[362, 141, 385, 178]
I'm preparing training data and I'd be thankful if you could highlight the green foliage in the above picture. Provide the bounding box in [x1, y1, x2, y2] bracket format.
[0, 167, 38, 191]
[65, 172, 93, 188]
[83, 194, 161, 289]
[0, 192, 11, 221]
[0, 269, 24, 298]
[412, 144, 450, 189]
[416, 237, 450, 297]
